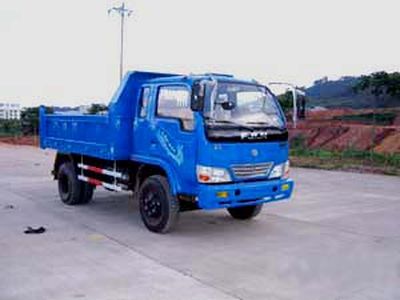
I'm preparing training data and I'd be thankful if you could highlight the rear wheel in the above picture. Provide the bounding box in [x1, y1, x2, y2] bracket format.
[58, 162, 82, 205]
[227, 204, 263, 220]
[79, 182, 94, 204]
[57, 162, 94, 205]
[138, 175, 179, 233]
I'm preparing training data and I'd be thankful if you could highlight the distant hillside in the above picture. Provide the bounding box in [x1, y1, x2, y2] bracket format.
[306, 76, 358, 99]
[306, 76, 400, 109]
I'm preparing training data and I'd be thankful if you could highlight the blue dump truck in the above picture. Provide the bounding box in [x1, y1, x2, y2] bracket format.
[40, 71, 294, 233]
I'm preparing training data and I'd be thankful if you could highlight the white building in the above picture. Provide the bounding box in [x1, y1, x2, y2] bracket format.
[0, 103, 21, 120]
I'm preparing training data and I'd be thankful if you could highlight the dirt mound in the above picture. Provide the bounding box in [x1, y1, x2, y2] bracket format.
[393, 115, 400, 126]
[0, 136, 38, 146]
[326, 127, 394, 151]
[374, 131, 400, 154]
[307, 108, 356, 120]
[307, 126, 348, 149]
[290, 125, 399, 154]
[290, 108, 400, 154]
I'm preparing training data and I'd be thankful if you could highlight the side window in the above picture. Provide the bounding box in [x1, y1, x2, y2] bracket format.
[157, 86, 194, 131]
[139, 87, 151, 118]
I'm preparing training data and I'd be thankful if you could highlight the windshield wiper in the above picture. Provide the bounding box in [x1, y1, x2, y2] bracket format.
[205, 117, 254, 131]
[245, 121, 284, 130]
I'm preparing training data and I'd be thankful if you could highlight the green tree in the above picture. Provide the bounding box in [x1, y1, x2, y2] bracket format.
[88, 103, 108, 114]
[277, 90, 293, 113]
[353, 71, 400, 156]
[353, 71, 400, 99]
[21, 106, 53, 135]
[0, 119, 21, 136]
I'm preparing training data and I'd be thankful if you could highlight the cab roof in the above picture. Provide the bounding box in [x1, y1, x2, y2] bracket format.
[125, 71, 260, 86]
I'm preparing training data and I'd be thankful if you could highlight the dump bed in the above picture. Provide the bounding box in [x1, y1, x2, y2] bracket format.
[40, 71, 178, 160]
[39, 113, 130, 160]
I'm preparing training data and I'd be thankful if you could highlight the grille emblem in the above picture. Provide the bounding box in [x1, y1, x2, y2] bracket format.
[251, 149, 259, 157]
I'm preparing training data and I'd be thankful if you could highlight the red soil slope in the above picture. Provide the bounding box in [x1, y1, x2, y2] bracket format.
[290, 109, 400, 155]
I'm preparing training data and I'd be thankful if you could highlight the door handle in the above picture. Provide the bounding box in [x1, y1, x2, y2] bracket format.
[150, 139, 157, 148]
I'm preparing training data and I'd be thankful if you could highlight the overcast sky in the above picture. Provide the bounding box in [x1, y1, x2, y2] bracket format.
[1, 0, 399, 107]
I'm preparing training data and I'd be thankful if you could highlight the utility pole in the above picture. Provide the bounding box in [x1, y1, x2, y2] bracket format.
[108, 2, 133, 83]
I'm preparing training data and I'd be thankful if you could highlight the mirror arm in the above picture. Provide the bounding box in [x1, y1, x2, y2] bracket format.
[191, 81, 205, 112]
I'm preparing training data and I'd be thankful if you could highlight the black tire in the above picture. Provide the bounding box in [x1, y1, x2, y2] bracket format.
[227, 204, 263, 220]
[57, 162, 82, 205]
[138, 175, 179, 233]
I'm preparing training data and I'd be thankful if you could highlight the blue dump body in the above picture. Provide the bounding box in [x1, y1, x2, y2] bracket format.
[40, 71, 294, 210]
[40, 71, 177, 160]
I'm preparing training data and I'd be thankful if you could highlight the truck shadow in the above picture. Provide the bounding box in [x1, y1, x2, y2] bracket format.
[79, 190, 274, 237]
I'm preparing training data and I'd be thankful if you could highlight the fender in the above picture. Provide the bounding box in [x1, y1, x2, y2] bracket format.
[130, 154, 181, 195]
[53, 152, 75, 179]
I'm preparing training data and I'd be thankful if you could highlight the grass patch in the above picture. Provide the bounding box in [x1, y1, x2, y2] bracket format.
[0, 131, 22, 138]
[333, 112, 397, 125]
[290, 148, 400, 176]
[0, 119, 22, 137]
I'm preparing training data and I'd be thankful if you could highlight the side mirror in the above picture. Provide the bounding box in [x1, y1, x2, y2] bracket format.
[191, 82, 205, 111]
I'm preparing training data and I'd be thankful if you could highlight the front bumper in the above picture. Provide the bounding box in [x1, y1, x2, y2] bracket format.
[197, 178, 294, 210]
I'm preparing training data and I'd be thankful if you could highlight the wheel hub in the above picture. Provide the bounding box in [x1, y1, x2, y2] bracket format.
[143, 193, 162, 219]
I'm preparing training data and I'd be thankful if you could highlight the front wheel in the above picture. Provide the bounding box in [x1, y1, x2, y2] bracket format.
[227, 204, 263, 220]
[138, 175, 179, 233]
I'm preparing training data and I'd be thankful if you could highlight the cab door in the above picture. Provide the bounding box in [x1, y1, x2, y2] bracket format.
[133, 85, 153, 156]
[148, 84, 197, 191]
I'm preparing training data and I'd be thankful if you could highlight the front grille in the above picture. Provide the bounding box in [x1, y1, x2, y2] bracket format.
[231, 162, 273, 179]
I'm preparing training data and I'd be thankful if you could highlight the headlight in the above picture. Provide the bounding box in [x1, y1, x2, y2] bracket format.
[269, 161, 290, 179]
[196, 165, 232, 183]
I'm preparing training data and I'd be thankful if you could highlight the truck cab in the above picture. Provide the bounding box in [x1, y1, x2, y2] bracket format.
[40, 71, 294, 233]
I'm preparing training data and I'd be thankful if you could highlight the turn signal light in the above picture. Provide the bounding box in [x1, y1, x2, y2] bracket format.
[216, 191, 228, 198]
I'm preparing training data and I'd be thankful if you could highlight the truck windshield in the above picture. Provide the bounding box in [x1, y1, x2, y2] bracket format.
[205, 82, 285, 129]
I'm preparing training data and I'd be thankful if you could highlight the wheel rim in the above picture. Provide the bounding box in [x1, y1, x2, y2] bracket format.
[141, 186, 164, 225]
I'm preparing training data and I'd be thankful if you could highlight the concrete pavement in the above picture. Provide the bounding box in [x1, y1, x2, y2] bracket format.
[0, 144, 399, 300]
